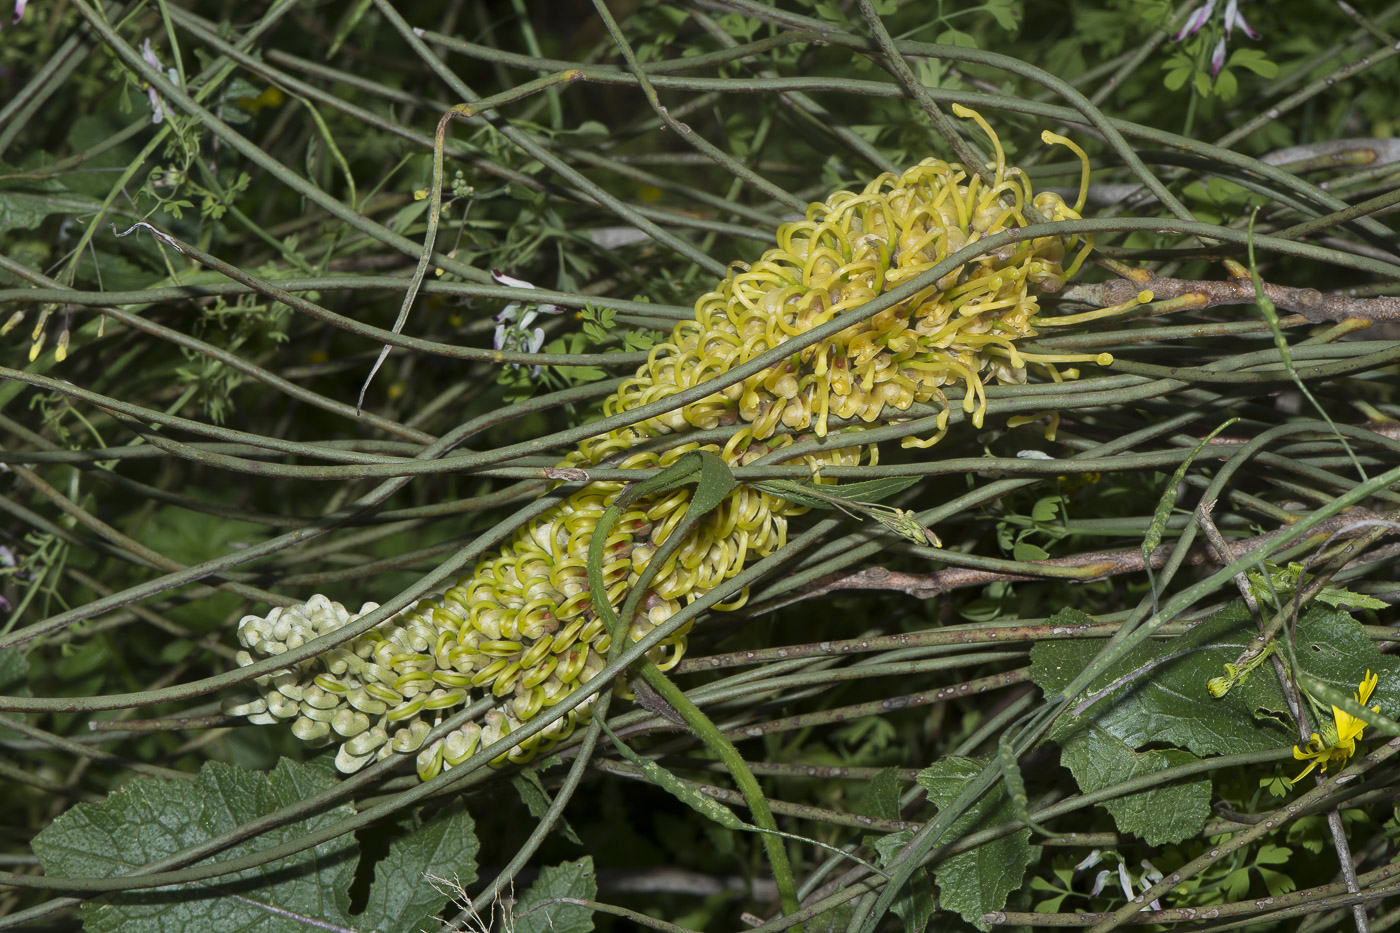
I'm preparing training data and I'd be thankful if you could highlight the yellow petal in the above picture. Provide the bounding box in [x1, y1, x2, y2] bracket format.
[1358, 670, 1378, 705]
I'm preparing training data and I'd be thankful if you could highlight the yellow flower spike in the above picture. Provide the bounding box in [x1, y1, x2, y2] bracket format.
[1291, 670, 1381, 783]
[233, 123, 1119, 774]
[1040, 130, 1092, 215]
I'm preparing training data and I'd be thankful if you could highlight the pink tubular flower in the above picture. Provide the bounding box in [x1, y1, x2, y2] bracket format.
[140, 39, 167, 124]
[140, 38, 181, 124]
[1175, 0, 1261, 84]
[2, 0, 27, 29]
[1173, 0, 1216, 40]
[1224, 0, 1258, 38]
[1211, 37, 1228, 78]
[489, 269, 562, 379]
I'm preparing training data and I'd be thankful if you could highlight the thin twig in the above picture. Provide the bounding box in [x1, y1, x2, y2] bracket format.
[1062, 274, 1400, 325]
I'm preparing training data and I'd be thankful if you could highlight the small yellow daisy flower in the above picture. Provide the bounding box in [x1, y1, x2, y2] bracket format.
[1291, 670, 1380, 783]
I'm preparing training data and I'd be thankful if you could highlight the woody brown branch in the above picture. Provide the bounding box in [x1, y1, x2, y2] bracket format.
[1063, 275, 1400, 325]
[762, 509, 1392, 608]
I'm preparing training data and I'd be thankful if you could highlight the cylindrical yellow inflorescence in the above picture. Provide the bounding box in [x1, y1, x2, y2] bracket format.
[228, 113, 1104, 780]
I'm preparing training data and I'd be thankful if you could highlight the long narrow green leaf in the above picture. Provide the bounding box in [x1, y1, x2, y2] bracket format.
[1141, 418, 1238, 614]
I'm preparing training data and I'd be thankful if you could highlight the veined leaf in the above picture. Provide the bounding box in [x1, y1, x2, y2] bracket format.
[31, 759, 478, 933]
[1059, 725, 1209, 845]
[512, 856, 597, 933]
[859, 768, 935, 929]
[918, 756, 1036, 930]
[1033, 604, 1400, 757]
[1031, 605, 1292, 755]
[362, 804, 479, 933]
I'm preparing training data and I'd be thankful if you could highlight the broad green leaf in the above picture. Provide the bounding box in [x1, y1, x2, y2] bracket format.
[869, 832, 937, 933]
[63, 115, 144, 199]
[1163, 65, 1191, 91]
[1031, 605, 1293, 755]
[1059, 726, 1209, 845]
[361, 803, 479, 933]
[33, 759, 357, 933]
[936, 27, 978, 50]
[1214, 67, 1240, 102]
[857, 768, 936, 929]
[1238, 606, 1400, 724]
[855, 767, 903, 827]
[138, 505, 268, 628]
[1030, 497, 1059, 523]
[140, 505, 268, 568]
[0, 160, 103, 232]
[1013, 541, 1048, 562]
[32, 759, 481, 933]
[1035, 604, 1400, 758]
[0, 648, 27, 695]
[0, 190, 104, 233]
[512, 769, 583, 845]
[918, 757, 1036, 930]
[513, 856, 597, 933]
[1229, 47, 1279, 78]
[985, 0, 1021, 32]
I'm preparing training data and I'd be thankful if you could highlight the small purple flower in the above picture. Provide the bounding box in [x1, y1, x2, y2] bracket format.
[1173, 0, 1216, 40]
[1, 0, 26, 30]
[1074, 850, 1103, 872]
[1224, 0, 1258, 39]
[1211, 37, 1228, 78]
[1175, 0, 1260, 84]
[1116, 862, 1136, 902]
[140, 39, 180, 124]
[1139, 860, 1164, 912]
[489, 270, 562, 380]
